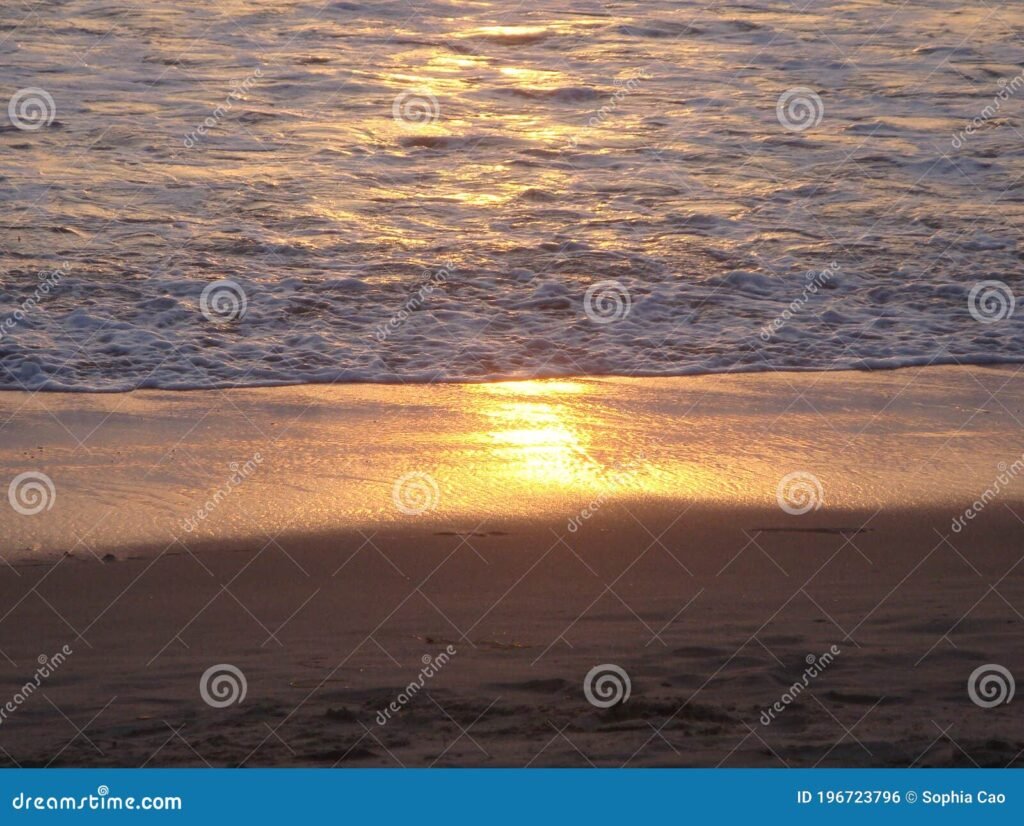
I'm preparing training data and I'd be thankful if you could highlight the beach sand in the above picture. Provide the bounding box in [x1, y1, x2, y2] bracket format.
[0, 366, 1022, 766]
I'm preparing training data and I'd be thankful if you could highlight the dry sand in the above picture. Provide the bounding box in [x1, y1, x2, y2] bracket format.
[0, 366, 1022, 766]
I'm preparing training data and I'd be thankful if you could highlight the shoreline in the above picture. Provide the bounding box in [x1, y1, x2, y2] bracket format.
[5, 358, 1024, 396]
[2, 364, 1023, 561]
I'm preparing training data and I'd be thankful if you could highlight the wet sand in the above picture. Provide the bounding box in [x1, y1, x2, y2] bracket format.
[0, 366, 1022, 766]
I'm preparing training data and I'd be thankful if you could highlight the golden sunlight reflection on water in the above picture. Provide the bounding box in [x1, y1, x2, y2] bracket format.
[468, 381, 597, 490]
[454, 380, 710, 503]
[8, 370, 1017, 558]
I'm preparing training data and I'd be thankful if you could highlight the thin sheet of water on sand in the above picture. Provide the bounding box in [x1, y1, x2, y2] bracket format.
[0, 367, 1022, 766]
[0, 366, 1021, 560]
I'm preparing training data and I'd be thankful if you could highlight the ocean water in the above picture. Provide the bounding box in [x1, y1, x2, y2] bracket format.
[1, 0, 1022, 391]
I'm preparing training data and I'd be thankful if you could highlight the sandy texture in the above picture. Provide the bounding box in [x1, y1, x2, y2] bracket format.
[0, 367, 1023, 766]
